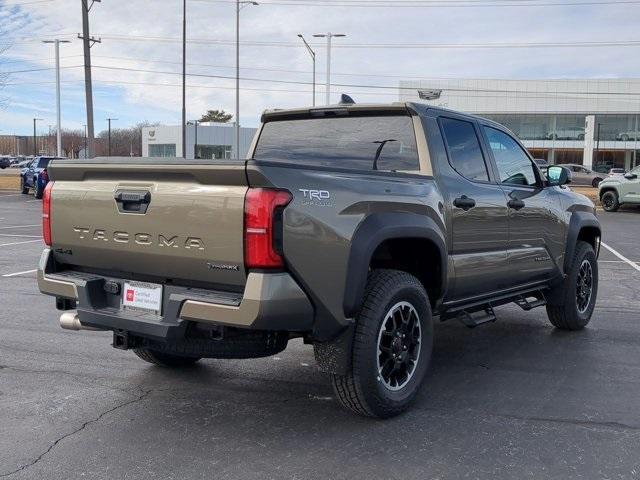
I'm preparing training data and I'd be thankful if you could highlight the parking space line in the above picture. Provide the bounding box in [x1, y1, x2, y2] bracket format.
[0, 224, 40, 230]
[0, 239, 42, 247]
[601, 242, 640, 273]
[2, 269, 37, 278]
[0, 194, 24, 197]
[0, 233, 41, 238]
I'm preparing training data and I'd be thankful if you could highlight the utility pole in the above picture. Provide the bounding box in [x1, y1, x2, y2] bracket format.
[297, 34, 316, 106]
[43, 39, 71, 157]
[107, 118, 117, 156]
[313, 33, 346, 105]
[83, 124, 87, 158]
[33, 118, 43, 156]
[236, 0, 259, 160]
[182, 0, 186, 158]
[79, 0, 101, 159]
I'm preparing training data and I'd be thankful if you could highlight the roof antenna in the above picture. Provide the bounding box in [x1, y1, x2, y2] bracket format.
[340, 94, 355, 105]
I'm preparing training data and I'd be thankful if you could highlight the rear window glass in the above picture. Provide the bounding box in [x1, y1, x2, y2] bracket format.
[253, 115, 419, 172]
[36, 158, 52, 168]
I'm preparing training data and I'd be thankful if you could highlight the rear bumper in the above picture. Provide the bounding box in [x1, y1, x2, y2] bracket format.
[37, 249, 314, 339]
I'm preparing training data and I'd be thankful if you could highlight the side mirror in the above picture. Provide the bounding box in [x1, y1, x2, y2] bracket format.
[547, 166, 572, 186]
[624, 173, 637, 180]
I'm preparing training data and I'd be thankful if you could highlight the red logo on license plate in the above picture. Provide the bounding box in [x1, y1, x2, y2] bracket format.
[126, 289, 135, 302]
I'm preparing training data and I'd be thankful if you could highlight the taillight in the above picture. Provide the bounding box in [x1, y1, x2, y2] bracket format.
[41, 169, 49, 183]
[244, 188, 292, 269]
[43, 181, 54, 246]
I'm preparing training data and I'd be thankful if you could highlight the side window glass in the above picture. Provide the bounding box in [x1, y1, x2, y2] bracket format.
[484, 127, 538, 186]
[440, 117, 489, 182]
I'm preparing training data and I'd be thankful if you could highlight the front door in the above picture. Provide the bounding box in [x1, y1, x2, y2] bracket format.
[481, 125, 564, 286]
[438, 116, 510, 300]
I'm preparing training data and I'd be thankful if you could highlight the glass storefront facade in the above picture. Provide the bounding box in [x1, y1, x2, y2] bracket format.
[481, 114, 640, 171]
[148, 144, 177, 157]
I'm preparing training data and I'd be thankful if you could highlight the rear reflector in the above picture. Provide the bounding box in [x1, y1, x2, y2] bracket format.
[244, 188, 292, 269]
[43, 181, 54, 246]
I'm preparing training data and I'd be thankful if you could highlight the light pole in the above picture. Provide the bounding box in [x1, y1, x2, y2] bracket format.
[297, 34, 316, 106]
[182, 0, 186, 158]
[187, 120, 199, 159]
[236, 0, 259, 161]
[43, 39, 71, 157]
[33, 118, 43, 156]
[83, 124, 87, 158]
[313, 33, 346, 105]
[107, 118, 118, 156]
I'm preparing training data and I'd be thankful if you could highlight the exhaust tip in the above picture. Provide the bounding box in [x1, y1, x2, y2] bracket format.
[59, 311, 82, 330]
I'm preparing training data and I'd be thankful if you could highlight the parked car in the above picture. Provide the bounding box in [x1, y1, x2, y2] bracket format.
[0, 157, 11, 169]
[533, 158, 549, 174]
[593, 163, 613, 174]
[13, 159, 32, 169]
[547, 127, 585, 140]
[37, 103, 601, 418]
[556, 163, 604, 187]
[599, 166, 640, 211]
[608, 168, 626, 177]
[616, 131, 640, 141]
[20, 156, 63, 198]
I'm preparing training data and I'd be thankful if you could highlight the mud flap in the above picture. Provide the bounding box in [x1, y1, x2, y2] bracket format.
[313, 325, 355, 375]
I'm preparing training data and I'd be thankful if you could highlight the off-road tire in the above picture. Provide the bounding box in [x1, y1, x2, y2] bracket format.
[331, 269, 433, 418]
[592, 177, 603, 188]
[546, 241, 598, 330]
[601, 191, 620, 212]
[20, 177, 29, 195]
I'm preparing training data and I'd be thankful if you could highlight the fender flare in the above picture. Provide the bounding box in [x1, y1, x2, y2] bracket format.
[564, 211, 601, 274]
[342, 212, 447, 318]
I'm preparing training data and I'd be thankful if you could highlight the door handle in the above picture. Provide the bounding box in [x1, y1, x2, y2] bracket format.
[507, 198, 525, 210]
[453, 195, 476, 211]
[114, 190, 151, 214]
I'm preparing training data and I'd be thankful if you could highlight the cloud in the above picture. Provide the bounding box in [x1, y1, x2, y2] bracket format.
[0, 0, 639, 134]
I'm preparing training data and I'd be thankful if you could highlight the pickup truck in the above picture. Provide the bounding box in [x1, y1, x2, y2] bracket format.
[38, 103, 601, 418]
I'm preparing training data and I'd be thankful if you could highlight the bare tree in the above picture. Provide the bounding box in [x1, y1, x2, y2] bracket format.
[95, 122, 160, 157]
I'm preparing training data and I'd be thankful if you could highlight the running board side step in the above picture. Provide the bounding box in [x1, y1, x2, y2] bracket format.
[456, 306, 497, 328]
[515, 293, 547, 311]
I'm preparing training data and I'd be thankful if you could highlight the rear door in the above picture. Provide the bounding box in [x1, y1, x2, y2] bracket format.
[437, 115, 510, 300]
[480, 124, 563, 285]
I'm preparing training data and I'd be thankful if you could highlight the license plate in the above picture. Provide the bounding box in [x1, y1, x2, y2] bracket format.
[122, 281, 163, 314]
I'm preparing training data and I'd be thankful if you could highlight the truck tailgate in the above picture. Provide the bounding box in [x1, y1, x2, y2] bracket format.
[48, 160, 248, 288]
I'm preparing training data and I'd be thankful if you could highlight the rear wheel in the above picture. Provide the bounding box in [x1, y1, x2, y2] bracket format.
[592, 177, 603, 188]
[331, 269, 433, 418]
[546, 241, 598, 330]
[133, 348, 201, 367]
[601, 191, 620, 212]
[20, 176, 29, 194]
[33, 180, 43, 199]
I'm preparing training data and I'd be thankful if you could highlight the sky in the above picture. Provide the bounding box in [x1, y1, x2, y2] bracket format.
[0, 0, 639, 136]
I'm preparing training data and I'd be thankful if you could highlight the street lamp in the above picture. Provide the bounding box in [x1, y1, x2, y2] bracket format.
[312, 33, 346, 105]
[43, 39, 71, 157]
[106, 118, 118, 156]
[187, 120, 199, 159]
[235, 0, 259, 161]
[83, 124, 87, 158]
[297, 34, 316, 106]
[33, 118, 43, 156]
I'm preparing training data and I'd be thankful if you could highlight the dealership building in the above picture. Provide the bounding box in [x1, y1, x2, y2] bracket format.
[400, 78, 640, 171]
[142, 123, 256, 160]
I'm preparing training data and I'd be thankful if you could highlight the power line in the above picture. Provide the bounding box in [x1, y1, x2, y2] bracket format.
[192, 0, 640, 6]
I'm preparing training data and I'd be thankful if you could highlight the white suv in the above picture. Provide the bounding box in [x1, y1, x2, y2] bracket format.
[598, 166, 640, 211]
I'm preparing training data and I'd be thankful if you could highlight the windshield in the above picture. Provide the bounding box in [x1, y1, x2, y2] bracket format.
[254, 115, 419, 172]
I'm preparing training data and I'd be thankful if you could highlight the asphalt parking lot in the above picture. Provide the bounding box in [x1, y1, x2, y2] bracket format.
[1, 190, 639, 480]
